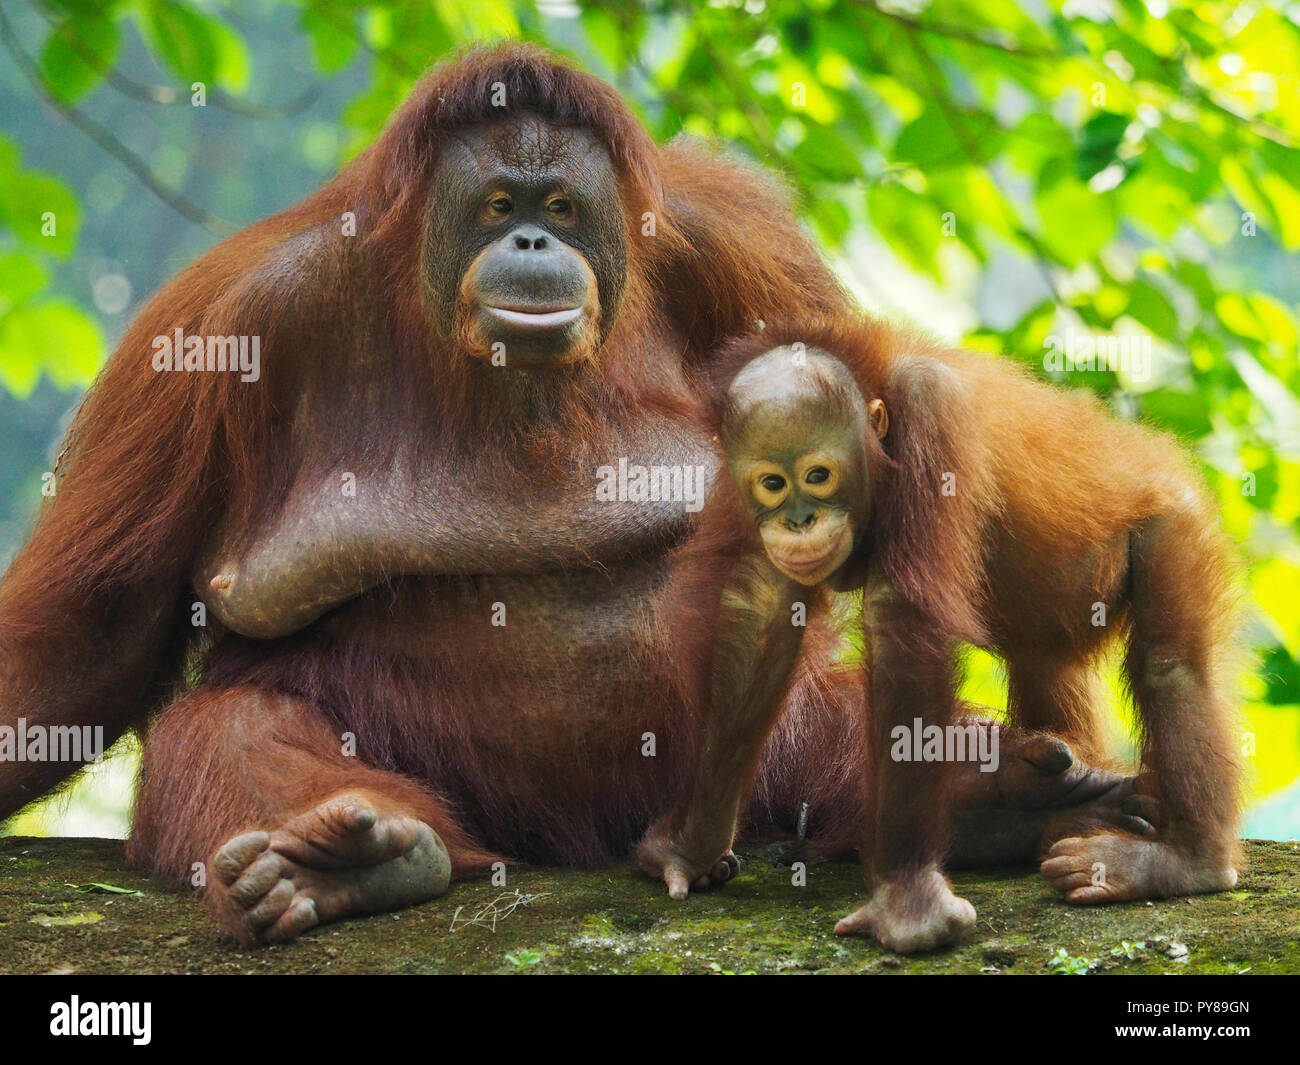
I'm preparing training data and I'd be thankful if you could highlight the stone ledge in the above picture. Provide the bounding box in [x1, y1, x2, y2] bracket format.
[1, 836, 1296, 974]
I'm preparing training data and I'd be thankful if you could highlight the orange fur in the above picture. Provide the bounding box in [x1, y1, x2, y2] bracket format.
[0, 46, 863, 941]
[715, 314, 1245, 880]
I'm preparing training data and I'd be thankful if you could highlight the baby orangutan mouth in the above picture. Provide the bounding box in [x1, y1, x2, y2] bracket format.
[762, 514, 855, 585]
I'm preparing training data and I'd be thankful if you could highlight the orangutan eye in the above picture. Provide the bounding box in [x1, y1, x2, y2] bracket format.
[751, 465, 791, 509]
[546, 197, 572, 216]
[800, 458, 840, 496]
[488, 196, 513, 216]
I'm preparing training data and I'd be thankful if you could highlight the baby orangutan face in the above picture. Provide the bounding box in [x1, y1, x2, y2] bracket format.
[722, 347, 886, 587]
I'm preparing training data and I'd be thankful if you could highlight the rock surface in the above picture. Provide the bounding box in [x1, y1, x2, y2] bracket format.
[1, 836, 1296, 974]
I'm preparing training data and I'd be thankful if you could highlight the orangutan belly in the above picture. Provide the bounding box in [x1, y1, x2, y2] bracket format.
[311, 553, 693, 860]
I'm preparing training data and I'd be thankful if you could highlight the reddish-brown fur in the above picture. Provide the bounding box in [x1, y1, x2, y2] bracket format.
[0, 45, 861, 941]
[0, 45, 1172, 947]
[712, 315, 1244, 914]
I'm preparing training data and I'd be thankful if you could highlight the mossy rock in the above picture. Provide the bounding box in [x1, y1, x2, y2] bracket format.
[1, 836, 1295, 974]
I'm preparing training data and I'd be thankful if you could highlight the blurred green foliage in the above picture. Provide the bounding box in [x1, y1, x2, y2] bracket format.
[0, 0, 1296, 836]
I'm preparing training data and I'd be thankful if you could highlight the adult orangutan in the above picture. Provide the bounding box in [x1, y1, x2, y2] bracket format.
[0, 45, 1133, 945]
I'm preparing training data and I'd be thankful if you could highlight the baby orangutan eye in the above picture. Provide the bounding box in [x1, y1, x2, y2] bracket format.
[488, 196, 513, 216]
[800, 460, 840, 496]
[751, 469, 790, 509]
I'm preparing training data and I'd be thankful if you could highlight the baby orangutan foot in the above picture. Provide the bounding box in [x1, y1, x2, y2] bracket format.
[208, 791, 451, 945]
[1041, 832, 1237, 904]
[835, 868, 976, 953]
[637, 823, 740, 900]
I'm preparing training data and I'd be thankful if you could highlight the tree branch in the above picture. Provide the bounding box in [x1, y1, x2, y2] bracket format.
[0, 5, 233, 235]
[38, 9, 323, 120]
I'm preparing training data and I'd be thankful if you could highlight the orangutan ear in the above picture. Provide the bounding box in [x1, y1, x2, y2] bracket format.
[867, 398, 888, 440]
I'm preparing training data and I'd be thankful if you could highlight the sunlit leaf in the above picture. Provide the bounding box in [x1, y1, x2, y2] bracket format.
[40, 13, 120, 103]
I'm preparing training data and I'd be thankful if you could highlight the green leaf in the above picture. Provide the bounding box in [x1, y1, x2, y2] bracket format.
[1005, 112, 1073, 174]
[301, 9, 359, 72]
[138, 0, 221, 86]
[1172, 259, 1216, 309]
[1220, 154, 1283, 241]
[1260, 645, 1300, 704]
[0, 251, 51, 307]
[1214, 292, 1296, 344]
[40, 14, 120, 103]
[1255, 142, 1300, 250]
[70, 882, 144, 896]
[209, 16, 250, 92]
[867, 183, 942, 277]
[1076, 111, 1128, 181]
[1139, 389, 1213, 439]
[1126, 279, 1179, 340]
[1035, 160, 1118, 265]
[895, 106, 1001, 170]
[810, 197, 851, 246]
[783, 14, 813, 53]
[0, 170, 80, 257]
[0, 322, 41, 396]
[796, 125, 863, 181]
[0, 301, 104, 395]
[581, 6, 625, 70]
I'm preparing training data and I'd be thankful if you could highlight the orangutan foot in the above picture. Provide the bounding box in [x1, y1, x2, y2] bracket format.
[946, 725, 1160, 867]
[835, 868, 976, 953]
[1041, 833, 1237, 903]
[208, 791, 450, 944]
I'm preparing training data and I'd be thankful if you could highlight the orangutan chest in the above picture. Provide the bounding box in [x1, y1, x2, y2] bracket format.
[197, 418, 720, 639]
[335, 555, 674, 675]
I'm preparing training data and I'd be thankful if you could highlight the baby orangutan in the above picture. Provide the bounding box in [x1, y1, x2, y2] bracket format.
[692, 317, 1242, 953]
[712, 340, 982, 951]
